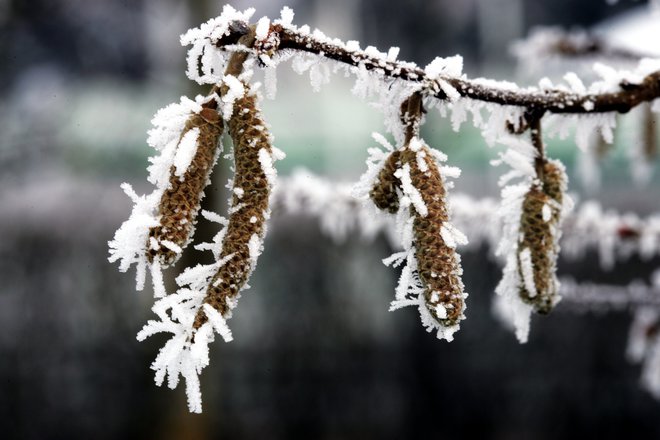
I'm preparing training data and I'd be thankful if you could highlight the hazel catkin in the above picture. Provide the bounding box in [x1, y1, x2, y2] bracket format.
[147, 107, 223, 266]
[517, 159, 566, 314]
[370, 150, 402, 213]
[194, 89, 274, 329]
[400, 145, 465, 327]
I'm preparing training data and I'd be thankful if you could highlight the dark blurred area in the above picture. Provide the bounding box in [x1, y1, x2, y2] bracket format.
[1, 0, 660, 439]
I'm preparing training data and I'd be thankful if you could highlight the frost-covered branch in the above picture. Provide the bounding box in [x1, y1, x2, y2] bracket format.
[213, 16, 660, 115]
[560, 278, 660, 310]
[512, 26, 656, 62]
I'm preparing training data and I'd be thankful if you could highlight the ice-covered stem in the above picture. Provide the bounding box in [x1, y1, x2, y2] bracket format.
[401, 92, 424, 142]
[528, 110, 547, 181]
[193, 87, 274, 330]
[208, 25, 257, 102]
[147, 109, 224, 266]
[369, 94, 424, 213]
[227, 23, 660, 114]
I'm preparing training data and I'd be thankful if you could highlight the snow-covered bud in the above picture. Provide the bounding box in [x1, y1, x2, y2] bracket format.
[147, 108, 224, 266]
[193, 87, 278, 329]
[517, 159, 567, 314]
[400, 146, 466, 327]
[369, 150, 401, 213]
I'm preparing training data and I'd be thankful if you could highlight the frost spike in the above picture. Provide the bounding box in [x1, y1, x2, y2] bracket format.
[193, 86, 274, 330]
[147, 107, 224, 266]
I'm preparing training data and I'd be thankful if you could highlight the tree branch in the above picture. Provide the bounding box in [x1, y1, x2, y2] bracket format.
[515, 27, 656, 62]
[218, 22, 660, 115]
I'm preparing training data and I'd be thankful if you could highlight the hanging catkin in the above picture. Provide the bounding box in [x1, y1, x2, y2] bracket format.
[517, 159, 566, 313]
[193, 87, 274, 329]
[369, 150, 401, 214]
[147, 107, 224, 266]
[400, 144, 465, 327]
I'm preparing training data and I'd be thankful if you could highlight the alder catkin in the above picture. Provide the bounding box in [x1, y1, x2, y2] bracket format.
[401, 146, 465, 327]
[369, 150, 401, 213]
[517, 160, 566, 314]
[194, 89, 273, 329]
[147, 108, 223, 266]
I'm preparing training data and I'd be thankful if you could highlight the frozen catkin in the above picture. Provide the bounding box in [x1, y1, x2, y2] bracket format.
[369, 150, 401, 213]
[364, 93, 467, 341]
[399, 144, 466, 327]
[148, 108, 224, 265]
[517, 159, 567, 314]
[193, 86, 275, 330]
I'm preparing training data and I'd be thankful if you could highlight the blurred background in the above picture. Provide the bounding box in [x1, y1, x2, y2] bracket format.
[2, 0, 660, 438]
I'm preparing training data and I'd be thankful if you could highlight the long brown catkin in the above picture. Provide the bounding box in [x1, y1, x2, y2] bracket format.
[517, 160, 565, 314]
[147, 108, 224, 266]
[194, 89, 273, 329]
[401, 144, 465, 327]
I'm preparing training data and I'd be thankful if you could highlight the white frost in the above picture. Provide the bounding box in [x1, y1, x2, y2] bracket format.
[173, 128, 200, 178]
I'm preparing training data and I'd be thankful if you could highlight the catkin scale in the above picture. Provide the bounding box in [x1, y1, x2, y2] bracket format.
[370, 150, 401, 213]
[517, 160, 565, 314]
[400, 146, 465, 327]
[147, 108, 224, 265]
[193, 91, 272, 330]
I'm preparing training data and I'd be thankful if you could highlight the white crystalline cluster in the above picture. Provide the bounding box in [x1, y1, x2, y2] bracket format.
[394, 164, 428, 217]
[424, 55, 464, 102]
[137, 211, 235, 413]
[173, 128, 201, 177]
[180, 6, 256, 85]
[492, 181, 535, 343]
